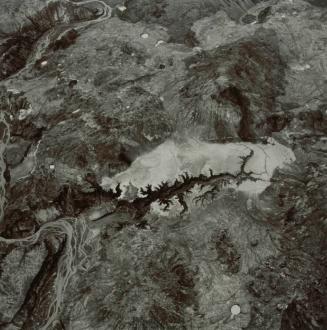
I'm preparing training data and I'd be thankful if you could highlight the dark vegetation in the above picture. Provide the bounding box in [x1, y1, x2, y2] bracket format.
[0, 2, 63, 80]
[245, 159, 327, 329]
[50, 29, 79, 51]
[181, 35, 286, 142]
[149, 249, 198, 327]
[0, 1, 97, 80]
[257, 6, 272, 24]
[219, 85, 253, 141]
[9, 236, 67, 329]
[212, 229, 241, 274]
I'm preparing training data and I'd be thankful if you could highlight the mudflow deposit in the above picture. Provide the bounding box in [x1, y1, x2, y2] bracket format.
[0, 0, 327, 329]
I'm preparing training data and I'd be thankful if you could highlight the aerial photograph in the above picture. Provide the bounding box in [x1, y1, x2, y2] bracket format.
[0, 0, 326, 329]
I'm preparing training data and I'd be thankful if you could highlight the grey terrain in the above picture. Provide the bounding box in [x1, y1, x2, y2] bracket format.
[0, 0, 326, 329]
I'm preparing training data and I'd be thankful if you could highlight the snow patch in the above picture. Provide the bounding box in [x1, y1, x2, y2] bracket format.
[40, 60, 48, 67]
[290, 63, 311, 71]
[155, 40, 165, 47]
[101, 138, 295, 196]
[81, 113, 101, 129]
[231, 304, 241, 316]
[18, 105, 33, 120]
[117, 5, 126, 12]
[141, 33, 149, 39]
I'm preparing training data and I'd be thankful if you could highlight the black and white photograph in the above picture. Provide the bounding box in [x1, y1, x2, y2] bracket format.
[0, 0, 326, 329]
